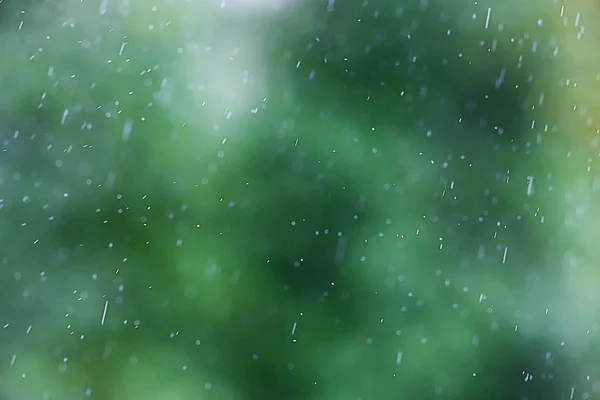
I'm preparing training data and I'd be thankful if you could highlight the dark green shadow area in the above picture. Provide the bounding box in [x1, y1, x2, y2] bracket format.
[0, 85, 383, 397]
[252, 1, 588, 399]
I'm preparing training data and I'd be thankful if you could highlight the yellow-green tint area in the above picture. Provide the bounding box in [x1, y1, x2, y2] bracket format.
[0, 0, 599, 399]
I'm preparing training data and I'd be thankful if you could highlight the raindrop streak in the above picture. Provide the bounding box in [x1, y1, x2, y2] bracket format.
[527, 176, 534, 196]
[60, 109, 69, 125]
[122, 120, 133, 141]
[396, 352, 403, 364]
[101, 301, 109, 325]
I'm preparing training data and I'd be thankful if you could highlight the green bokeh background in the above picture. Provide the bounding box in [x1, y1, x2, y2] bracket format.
[0, 0, 599, 399]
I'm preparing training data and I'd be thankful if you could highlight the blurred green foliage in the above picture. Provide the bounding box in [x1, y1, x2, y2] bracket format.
[0, 0, 599, 399]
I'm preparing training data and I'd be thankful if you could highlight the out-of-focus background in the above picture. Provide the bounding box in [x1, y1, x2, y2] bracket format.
[0, 0, 598, 398]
